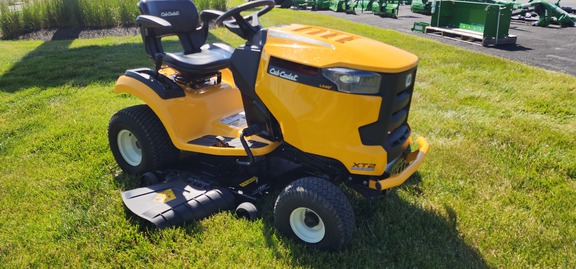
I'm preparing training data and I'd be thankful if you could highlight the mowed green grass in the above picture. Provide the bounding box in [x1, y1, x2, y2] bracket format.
[1, 6, 575, 269]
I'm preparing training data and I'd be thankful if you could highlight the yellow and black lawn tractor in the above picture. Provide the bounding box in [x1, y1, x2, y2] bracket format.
[108, 0, 429, 250]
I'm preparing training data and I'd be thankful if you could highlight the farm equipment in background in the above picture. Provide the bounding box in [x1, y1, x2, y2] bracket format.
[328, 0, 369, 13]
[410, 0, 434, 15]
[333, 0, 401, 16]
[410, 0, 575, 27]
[372, 0, 402, 18]
[329, 0, 348, 11]
[413, 0, 517, 46]
[293, 0, 332, 10]
[332, 0, 372, 13]
[510, 0, 576, 27]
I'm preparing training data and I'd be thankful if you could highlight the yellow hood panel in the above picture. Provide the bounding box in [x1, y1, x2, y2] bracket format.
[265, 24, 418, 73]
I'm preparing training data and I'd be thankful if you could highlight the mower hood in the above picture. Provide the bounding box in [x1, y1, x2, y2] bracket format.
[264, 24, 418, 73]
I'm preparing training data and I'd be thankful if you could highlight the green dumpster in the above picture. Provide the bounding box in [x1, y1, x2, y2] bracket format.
[428, 0, 517, 46]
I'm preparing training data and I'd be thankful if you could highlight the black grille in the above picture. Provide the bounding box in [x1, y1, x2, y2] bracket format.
[358, 67, 416, 163]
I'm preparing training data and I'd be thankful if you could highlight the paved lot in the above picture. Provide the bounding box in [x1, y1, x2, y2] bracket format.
[316, 0, 576, 76]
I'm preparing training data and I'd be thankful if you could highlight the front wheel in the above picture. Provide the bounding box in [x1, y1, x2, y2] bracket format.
[108, 105, 180, 175]
[274, 177, 356, 250]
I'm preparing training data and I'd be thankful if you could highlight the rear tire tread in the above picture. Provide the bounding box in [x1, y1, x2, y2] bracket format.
[108, 105, 179, 174]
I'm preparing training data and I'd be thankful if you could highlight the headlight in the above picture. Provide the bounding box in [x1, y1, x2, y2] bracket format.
[322, 68, 381, 94]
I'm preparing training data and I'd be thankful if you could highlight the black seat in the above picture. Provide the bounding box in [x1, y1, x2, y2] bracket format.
[137, 0, 233, 76]
[161, 43, 233, 73]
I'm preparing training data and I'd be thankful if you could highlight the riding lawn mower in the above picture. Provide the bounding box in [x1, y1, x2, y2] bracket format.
[108, 0, 429, 250]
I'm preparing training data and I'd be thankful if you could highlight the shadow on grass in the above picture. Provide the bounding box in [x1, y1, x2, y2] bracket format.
[0, 37, 149, 93]
[111, 168, 487, 267]
[0, 31, 226, 93]
[51, 27, 83, 41]
[257, 173, 488, 268]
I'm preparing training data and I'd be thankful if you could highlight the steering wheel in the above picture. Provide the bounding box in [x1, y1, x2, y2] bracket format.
[215, 0, 275, 40]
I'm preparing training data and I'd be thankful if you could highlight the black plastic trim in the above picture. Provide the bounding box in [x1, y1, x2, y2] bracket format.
[230, 30, 283, 142]
[267, 57, 338, 90]
[124, 68, 185, 99]
[358, 67, 417, 163]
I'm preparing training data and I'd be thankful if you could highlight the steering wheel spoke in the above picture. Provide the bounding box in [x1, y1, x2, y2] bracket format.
[215, 0, 275, 41]
[250, 14, 260, 27]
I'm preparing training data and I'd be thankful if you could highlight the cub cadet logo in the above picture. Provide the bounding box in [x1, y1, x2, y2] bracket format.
[269, 68, 298, 82]
[161, 11, 180, 17]
[351, 163, 376, 171]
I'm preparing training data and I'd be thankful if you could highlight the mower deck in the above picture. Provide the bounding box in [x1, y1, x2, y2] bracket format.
[122, 175, 236, 228]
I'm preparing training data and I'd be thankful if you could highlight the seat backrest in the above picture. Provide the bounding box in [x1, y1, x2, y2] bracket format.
[138, 0, 206, 57]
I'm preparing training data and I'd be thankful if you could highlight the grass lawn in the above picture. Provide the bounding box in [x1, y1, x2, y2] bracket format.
[1, 4, 575, 268]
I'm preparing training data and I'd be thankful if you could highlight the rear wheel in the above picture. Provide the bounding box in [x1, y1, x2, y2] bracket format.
[108, 105, 180, 175]
[274, 177, 356, 250]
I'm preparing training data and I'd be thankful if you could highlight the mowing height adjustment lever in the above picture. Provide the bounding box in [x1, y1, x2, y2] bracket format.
[237, 125, 262, 166]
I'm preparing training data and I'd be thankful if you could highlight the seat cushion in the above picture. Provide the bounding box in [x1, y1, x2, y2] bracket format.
[162, 43, 234, 74]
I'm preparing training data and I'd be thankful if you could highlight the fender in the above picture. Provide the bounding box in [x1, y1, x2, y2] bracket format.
[114, 72, 186, 148]
[114, 68, 281, 156]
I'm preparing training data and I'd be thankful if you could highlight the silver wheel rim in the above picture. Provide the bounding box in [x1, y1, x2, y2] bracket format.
[117, 130, 142, 166]
[289, 207, 325, 243]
